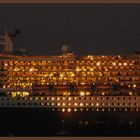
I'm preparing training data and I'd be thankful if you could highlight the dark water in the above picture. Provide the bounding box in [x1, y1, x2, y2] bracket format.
[0, 108, 140, 136]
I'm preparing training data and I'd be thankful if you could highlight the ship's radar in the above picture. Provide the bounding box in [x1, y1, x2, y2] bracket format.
[61, 45, 71, 54]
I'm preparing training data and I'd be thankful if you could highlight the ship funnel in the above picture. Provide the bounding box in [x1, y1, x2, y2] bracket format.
[0, 27, 20, 54]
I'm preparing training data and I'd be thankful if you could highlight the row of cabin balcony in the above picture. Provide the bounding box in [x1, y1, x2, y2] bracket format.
[1, 77, 140, 83]
[0, 93, 139, 100]
[1, 66, 140, 72]
[1, 73, 140, 77]
[1, 60, 140, 66]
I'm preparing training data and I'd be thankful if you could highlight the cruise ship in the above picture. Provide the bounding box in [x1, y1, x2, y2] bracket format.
[0, 29, 140, 136]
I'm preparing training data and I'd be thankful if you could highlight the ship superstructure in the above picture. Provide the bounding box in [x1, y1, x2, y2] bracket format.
[0, 51, 140, 113]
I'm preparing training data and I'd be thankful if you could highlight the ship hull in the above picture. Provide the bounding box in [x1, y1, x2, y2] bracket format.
[0, 108, 140, 136]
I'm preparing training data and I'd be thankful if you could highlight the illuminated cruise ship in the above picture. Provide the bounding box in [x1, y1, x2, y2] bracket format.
[0, 29, 140, 136]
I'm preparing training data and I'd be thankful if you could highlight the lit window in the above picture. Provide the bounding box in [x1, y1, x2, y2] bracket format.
[80, 91, 85, 96]
[90, 68, 93, 71]
[129, 92, 133, 96]
[86, 92, 90, 96]
[57, 97, 60, 101]
[123, 62, 127, 66]
[97, 108, 99, 112]
[96, 103, 99, 107]
[62, 108, 65, 112]
[112, 62, 116, 66]
[29, 68, 34, 72]
[133, 84, 136, 88]
[80, 103, 84, 107]
[101, 92, 105, 96]
[96, 62, 100, 66]
[68, 108, 71, 112]
[74, 103, 78, 106]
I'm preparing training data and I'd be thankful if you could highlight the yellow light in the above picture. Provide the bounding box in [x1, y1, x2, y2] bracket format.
[81, 83, 85, 85]
[62, 108, 65, 112]
[76, 68, 80, 72]
[49, 73, 53, 77]
[68, 97, 72, 100]
[86, 92, 90, 96]
[60, 74, 63, 77]
[129, 92, 133, 96]
[14, 67, 19, 71]
[68, 108, 71, 112]
[62, 103, 66, 106]
[71, 73, 75, 77]
[123, 62, 127, 66]
[133, 84, 136, 88]
[57, 97, 60, 100]
[80, 103, 84, 107]
[29, 68, 34, 72]
[112, 62, 116, 66]
[63, 92, 68, 96]
[101, 92, 105, 96]
[57, 103, 61, 106]
[90, 68, 93, 71]
[74, 108, 77, 112]
[4, 63, 8, 66]
[74, 103, 78, 106]
[80, 91, 85, 96]
[52, 97, 55, 101]
[96, 62, 100, 66]
[96, 103, 99, 107]
[105, 69, 108, 71]
[119, 63, 122, 66]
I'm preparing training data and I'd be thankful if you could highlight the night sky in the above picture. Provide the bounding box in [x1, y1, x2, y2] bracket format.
[0, 4, 140, 56]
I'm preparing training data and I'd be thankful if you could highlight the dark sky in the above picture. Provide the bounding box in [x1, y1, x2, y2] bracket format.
[0, 4, 140, 55]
